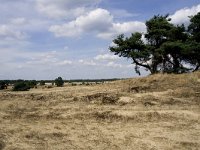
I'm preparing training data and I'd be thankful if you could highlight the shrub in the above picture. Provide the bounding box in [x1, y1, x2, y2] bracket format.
[85, 82, 90, 86]
[0, 81, 7, 90]
[40, 80, 45, 86]
[13, 82, 30, 91]
[47, 85, 53, 88]
[71, 83, 77, 86]
[55, 77, 64, 87]
[27, 80, 37, 88]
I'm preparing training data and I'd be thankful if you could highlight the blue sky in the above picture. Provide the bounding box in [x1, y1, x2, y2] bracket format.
[0, 0, 200, 80]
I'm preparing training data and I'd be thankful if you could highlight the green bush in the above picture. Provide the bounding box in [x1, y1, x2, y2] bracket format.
[27, 80, 37, 88]
[55, 77, 64, 87]
[13, 82, 30, 91]
[40, 80, 45, 86]
[0, 81, 7, 90]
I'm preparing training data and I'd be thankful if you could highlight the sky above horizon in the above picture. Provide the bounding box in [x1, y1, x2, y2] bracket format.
[0, 0, 200, 80]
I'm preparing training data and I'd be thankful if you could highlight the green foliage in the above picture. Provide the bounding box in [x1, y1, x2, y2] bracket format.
[145, 14, 173, 47]
[0, 81, 7, 90]
[27, 80, 37, 88]
[188, 12, 200, 42]
[55, 77, 64, 87]
[187, 12, 200, 71]
[13, 82, 30, 91]
[110, 13, 200, 75]
[40, 80, 45, 86]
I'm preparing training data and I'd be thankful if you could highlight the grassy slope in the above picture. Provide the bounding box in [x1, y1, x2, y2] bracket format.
[0, 72, 200, 150]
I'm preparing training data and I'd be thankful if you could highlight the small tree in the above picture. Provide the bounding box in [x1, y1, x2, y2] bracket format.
[55, 77, 64, 87]
[13, 82, 30, 91]
[0, 81, 7, 90]
[40, 80, 45, 86]
[110, 13, 200, 75]
[27, 80, 37, 88]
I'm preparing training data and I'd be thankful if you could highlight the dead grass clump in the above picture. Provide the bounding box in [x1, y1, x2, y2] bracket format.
[174, 141, 200, 150]
[51, 132, 65, 138]
[134, 111, 181, 122]
[141, 95, 159, 106]
[46, 85, 53, 88]
[73, 97, 79, 101]
[0, 93, 21, 101]
[143, 101, 158, 106]
[45, 111, 62, 120]
[188, 72, 200, 84]
[25, 112, 42, 120]
[117, 96, 135, 105]
[144, 111, 161, 121]
[93, 111, 163, 122]
[0, 140, 5, 150]
[169, 88, 196, 98]
[162, 98, 183, 105]
[24, 131, 45, 141]
[120, 71, 200, 93]
[75, 93, 119, 104]
[72, 112, 91, 120]
[101, 95, 118, 104]
[6, 107, 42, 120]
[6, 108, 27, 119]
[93, 111, 123, 121]
[92, 110, 193, 123]
[0, 142, 5, 150]
[29, 94, 46, 101]
[129, 85, 150, 93]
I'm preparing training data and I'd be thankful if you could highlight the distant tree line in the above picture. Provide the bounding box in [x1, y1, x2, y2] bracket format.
[110, 12, 200, 75]
[0, 77, 120, 91]
[0, 78, 120, 86]
[67, 78, 120, 83]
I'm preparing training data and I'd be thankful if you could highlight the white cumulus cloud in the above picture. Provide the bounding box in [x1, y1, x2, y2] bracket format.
[94, 54, 119, 61]
[56, 60, 72, 66]
[0, 25, 27, 40]
[49, 8, 113, 37]
[106, 62, 122, 68]
[79, 59, 97, 66]
[170, 4, 200, 25]
[36, 0, 101, 19]
[49, 8, 146, 39]
[10, 17, 27, 25]
[97, 21, 146, 39]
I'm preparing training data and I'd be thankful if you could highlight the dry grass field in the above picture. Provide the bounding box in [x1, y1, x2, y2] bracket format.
[0, 72, 200, 150]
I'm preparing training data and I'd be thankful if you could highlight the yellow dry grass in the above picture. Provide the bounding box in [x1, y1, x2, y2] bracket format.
[0, 72, 200, 150]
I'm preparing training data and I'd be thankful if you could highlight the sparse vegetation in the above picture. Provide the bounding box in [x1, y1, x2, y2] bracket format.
[0, 12, 199, 149]
[0, 1, 199, 148]
[0, 71, 200, 149]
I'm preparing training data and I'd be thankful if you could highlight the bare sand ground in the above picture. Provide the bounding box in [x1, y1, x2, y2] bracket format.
[0, 72, 200, 150]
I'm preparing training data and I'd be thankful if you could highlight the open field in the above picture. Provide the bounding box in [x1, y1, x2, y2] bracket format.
[0, 72, 200, 150]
